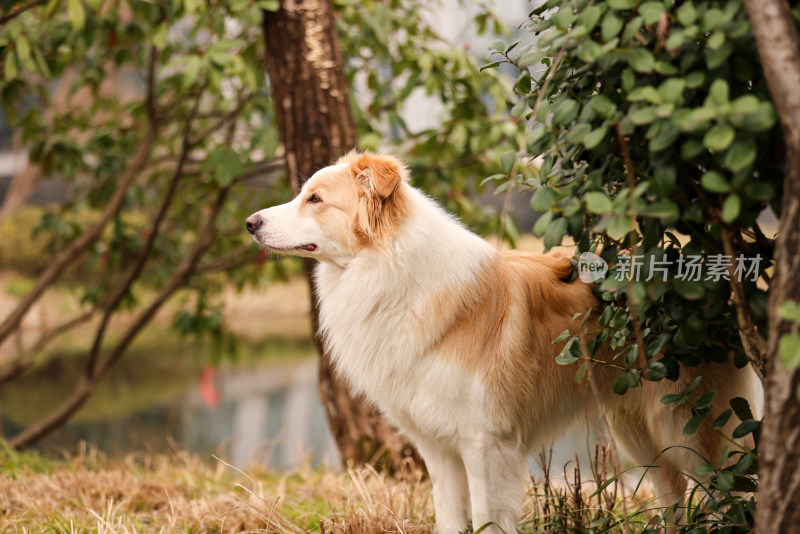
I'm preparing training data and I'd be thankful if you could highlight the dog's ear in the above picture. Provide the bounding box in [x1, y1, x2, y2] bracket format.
[350, 152, 408, 199]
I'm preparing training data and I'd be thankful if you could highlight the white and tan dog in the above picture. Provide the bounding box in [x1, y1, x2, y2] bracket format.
[246, 152, 757, 534]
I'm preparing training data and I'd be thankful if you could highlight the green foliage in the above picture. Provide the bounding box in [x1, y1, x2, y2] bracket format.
[485, 0, 778, 407]
[335, 0, 521, 237]
[481, 0, 786, 529]
[0, 0, 517, 356]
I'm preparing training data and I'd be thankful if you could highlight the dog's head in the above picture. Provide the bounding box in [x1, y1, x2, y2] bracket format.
[245, 151, 410, 264]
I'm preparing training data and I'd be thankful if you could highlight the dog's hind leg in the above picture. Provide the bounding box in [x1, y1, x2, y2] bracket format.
[461, 434, 527, 534]
[605, 404, 688, 523]
[415, 439, 471, 534]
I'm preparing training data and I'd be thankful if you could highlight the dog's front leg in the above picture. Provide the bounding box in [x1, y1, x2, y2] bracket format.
[415, 439, 471, 534]
[461, 435, 527, 534]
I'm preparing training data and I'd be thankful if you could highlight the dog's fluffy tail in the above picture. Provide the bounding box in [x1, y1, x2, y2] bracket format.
[542, 252, 574, 281]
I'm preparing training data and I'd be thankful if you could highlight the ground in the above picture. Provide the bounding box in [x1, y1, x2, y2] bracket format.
[0, 445, 661, 534]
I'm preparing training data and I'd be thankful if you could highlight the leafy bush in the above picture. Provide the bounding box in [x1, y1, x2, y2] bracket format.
[483, 0, 789, 529]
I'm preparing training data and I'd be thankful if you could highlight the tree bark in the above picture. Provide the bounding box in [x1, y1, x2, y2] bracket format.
[261, 0, 418, 473]
[743, 1, 800, 532]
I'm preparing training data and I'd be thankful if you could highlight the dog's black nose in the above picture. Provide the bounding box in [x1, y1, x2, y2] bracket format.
[245, 215, 263, 235]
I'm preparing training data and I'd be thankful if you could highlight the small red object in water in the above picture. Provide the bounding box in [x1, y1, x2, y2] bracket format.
[199, 365, 219, 411]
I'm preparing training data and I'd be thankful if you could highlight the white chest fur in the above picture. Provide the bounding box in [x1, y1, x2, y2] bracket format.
[314, 190, 495, 441]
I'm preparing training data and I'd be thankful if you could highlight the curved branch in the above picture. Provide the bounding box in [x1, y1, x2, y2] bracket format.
[85, 87, 203, 376]
[721, 226, 766, 381]
[0, 0, 45, 26]
[8, 186, 230, 449]
[0, 310, 95, 386]
[0, 47, 160, 351]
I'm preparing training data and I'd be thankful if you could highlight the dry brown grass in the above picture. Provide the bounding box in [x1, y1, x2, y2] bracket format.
[0, 443, 663, 534]
[0, 445, 435, 534]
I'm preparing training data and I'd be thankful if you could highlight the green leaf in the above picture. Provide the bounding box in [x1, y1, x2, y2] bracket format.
[715, 471, 734, 491]
[544, 217, 568, 249]
[628, 48, 655, 73]
[649, 122, 679, 152]
[724, 139, 757, 172]
[518, 50, 544, 67]
[695, 463, 717, 476]
[4, 51, 18, 81]
[779, 301, 800, 323]
[642, 200, 679, 219]
[701, 171, 729, 193]
[607, 215, 631, 240]
[676, 2, 697, 25]
[532, 211, 554, 237]
[683, 414, 704, 436]
[480, 60, 504, 72]
[704, 123, 736, 152]
[646, 360, 667, 381]
[662, 393, 684, 405]
[578, 6, 603, 32]
[779, 333, 800, 370]
[510, 99, 527, 118]
[721, 194, 741, 223]
[531, 186, 557, 212]
[712, 409, 733, 429]
[665, 32, 685, 51]
[708, 32, 725, 50]
[553, 330, 571, 344]
[628, 86, 662, 104]
[257, 0, 279, 10]
[694, 390, 716, 410]
[658, 78, 686, 104]
[203, 147, 244, 186]
[553, 98, 580, 125]
[585, 191, 613, 213]
[629, 106, 658, 125]
[590, 95, 616, 119]
[583, 125, 608, 149]
[612, 373, 630, 395]
[639, 2, 665, 25]
[674, 279, 706, 300]
[608, 0, 636, 9]
[732, 419, 761, 439]
[500, 150, 515, 173]
[552, 8, 574, 29]
[709, 79, 730, 105]
[489, 39, 506, 52]
[731, 397, 754, 422]
[739, 102, 777, 132]
[67, 0, 85, 30]
[601, 12, 624, 41]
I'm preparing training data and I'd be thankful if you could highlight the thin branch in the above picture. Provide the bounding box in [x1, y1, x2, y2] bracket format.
[188, 91, 251, 147]
[0, 0, 45, 26]
[9, 186, 231, 449]
[721, 226, 767, 381]
[614, 121, 648, 372]
[0, 310, 94, 386]
[0, 47, 160, 350]
[84, 85, 203, 377]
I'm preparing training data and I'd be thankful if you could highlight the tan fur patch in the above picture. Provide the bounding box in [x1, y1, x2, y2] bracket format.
[336, 151, 410, 247]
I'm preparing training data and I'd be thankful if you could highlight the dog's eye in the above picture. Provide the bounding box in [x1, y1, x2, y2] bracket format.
[308, 193, 322, 204]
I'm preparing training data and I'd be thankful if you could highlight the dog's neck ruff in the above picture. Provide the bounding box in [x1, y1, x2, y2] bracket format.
[314, 186, 494, 396]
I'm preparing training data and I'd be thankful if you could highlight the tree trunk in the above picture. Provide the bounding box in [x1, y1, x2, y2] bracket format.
[261, 0, 419, 473]
[743, 1, 800, 532]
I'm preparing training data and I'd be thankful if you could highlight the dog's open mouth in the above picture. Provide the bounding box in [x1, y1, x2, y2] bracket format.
[296, 244, 318, 252]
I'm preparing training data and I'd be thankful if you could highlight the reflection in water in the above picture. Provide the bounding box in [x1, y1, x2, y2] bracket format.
[178, 359, 340, 469]
[2, 354, 340, 470]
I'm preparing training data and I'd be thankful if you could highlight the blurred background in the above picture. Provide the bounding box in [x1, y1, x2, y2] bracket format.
[0, 0, 600, 474]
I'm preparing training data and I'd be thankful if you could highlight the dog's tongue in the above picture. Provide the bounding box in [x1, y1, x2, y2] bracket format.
[300, 244, 318, 251]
